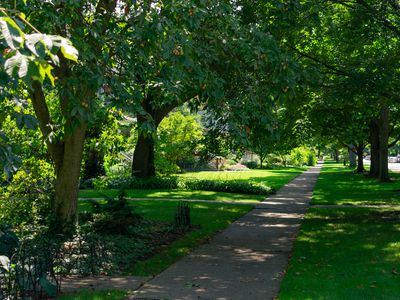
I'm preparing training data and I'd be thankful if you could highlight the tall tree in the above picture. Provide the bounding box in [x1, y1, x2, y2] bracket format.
[120, 1, 299, 177]
[0, 6, 81, 228]
[0, 1, 139, 229]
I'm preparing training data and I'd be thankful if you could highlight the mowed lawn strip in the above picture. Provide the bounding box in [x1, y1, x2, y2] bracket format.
[79, 167, 306, 203]
[79, 189, 264, 202]
[179, 167, 306, 189]
[280, 161, 400, 299]
[279, 208, 400, 300]
[312, 161, 400, 205]
[79, 200, 253, 276]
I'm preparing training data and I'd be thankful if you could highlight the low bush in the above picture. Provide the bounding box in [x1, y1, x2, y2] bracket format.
[184, 179, 274, 195]
[0, 159, 54, 229]
[288, 146, 317, 167]
[154, 155, 181, 175]
[244, 161, 258, 169]
[89, 176, 275, 196]
[83, 191, 143, 234]
[307, 153, 317, 166]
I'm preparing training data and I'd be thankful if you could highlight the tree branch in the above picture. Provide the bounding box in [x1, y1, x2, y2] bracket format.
[287, 44, 352, 76]
[388, 134, 400, 148]
[30, 81, 64, 170]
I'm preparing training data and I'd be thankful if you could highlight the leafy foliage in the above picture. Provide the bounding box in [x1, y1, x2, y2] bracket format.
[288, 146, 317, 167]
[0, 12, 78, 86]
[156, 111, 204, 173]
[0, 225, 19, 257]
[0, 158, 54, 229]
[83, 191, 143, 235]
[91, 176, 275, 196]
[183, 179, 274, 195]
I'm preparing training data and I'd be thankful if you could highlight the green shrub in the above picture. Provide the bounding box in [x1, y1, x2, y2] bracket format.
[0, 159, 54, 228]
[244, 161, 258, 169]
[0, 225, 19, 257]
[184, 179, 274, 195]
[288, 146, 316, 167]
[307, 153, 317, 166]
[91, 176, 275, 196]
[83, 191, 143, 234]
[154, 155, 181, 175]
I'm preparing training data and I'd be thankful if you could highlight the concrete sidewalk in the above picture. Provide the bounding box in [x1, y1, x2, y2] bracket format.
[129, 164, 322, 300]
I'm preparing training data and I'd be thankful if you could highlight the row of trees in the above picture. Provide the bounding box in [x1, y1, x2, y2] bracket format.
[285, 0, 400, 181]
[0, 1, 300, 230]
[1, 0, 399, 231]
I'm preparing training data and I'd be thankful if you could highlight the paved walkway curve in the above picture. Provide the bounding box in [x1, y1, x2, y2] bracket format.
[128, 163, 322, 300]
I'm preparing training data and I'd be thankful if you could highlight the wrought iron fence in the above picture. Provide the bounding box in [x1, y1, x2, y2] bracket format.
[0, 233, 112, 299]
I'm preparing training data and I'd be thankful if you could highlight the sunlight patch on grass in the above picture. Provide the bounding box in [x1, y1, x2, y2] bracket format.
[311, 161, 400, 205]
[180, 167, 306, 190]
[79, 189, 264, 202]
[279, 208, 400, 300]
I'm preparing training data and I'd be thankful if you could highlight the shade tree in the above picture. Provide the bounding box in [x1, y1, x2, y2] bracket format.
[283, 0, 400, 181]
[116, 0, 300, 177]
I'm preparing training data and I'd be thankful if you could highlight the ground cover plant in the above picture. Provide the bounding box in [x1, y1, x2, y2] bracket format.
[85, 176, 274, 195]
[279, 208, 400, 300]
[79, 199, 253, 276]
[57, 290, 127, 300]
[312, 161, 400, 205]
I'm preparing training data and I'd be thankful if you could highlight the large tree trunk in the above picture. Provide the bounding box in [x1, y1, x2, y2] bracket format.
[53, 124, 87, 229]
[132, 131, 156, 178]
[349, 144, 357, 168]
[378, 105, 390, 182]
[333, 148, 339, 162]
[131, 97, 176, 178]
[356, 145, 364, 173]
[31, 81, 88, 231]
[369, 119, 380, 178]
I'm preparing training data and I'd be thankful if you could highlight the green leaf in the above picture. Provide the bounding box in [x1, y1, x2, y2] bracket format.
[0, 17, 24, 49]
[59, 37, 79, 62]
[25, 34, 47, 58]
[4, 51, 29, 78]
[41, 61, 55, 86]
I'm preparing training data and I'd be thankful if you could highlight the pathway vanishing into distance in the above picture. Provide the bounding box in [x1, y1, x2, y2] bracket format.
[129, 163, 322, 300]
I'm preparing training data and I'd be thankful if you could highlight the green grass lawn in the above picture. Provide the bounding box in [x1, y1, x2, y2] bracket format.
[279, 208, 400, 300]
[62, 200, 252, 299]
[79, 167, 306, 203]
[312, 161, 400, 205]
[280, 160, 400, 299]
[67, 167, 304, 299]
[180, 167, 306, 190]
[79, 189, 264, 202]
[79, 199, 253, 276]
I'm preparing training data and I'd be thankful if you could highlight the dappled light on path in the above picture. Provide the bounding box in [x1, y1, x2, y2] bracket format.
[128, 163, 322, 300]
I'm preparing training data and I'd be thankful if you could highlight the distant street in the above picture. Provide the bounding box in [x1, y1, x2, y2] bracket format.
[364, 160, 400, 172]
